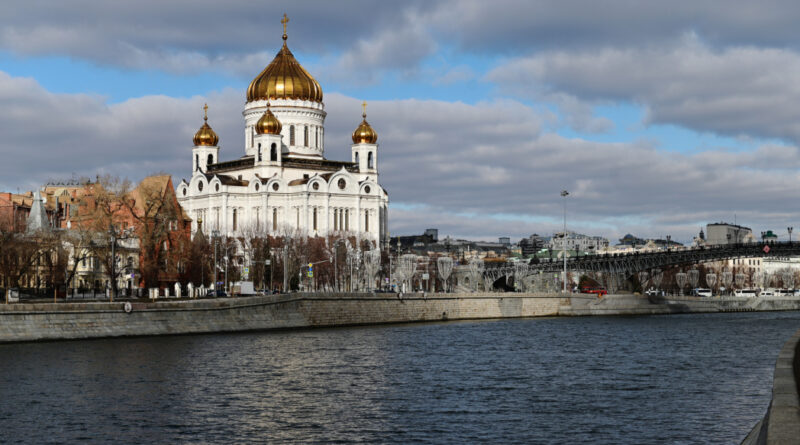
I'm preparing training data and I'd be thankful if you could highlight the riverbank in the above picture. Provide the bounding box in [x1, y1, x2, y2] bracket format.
[3, 292, 800, 343]
[741, 328, 800, 444]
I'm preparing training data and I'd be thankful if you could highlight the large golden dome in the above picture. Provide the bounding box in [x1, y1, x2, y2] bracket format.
[255, 103, 283, 135]
[246, 16, 323, 103]
[193, 104, 219, 146]
[352, 102, 378, 144]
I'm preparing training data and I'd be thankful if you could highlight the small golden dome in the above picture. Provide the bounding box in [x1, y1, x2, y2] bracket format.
[255, 103, 283, 135]
[246, 15, 323, 103]
[352, 101, 378, 144]
[193, 104, 219, 146]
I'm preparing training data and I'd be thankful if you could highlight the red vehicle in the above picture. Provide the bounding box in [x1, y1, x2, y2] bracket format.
[581, 286, 607, 297]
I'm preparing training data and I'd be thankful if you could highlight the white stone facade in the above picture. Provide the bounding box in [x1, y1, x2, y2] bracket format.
[177, 83, 388, 247]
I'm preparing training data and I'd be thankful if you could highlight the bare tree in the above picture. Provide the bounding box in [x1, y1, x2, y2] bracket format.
[437, 256, 453, 293]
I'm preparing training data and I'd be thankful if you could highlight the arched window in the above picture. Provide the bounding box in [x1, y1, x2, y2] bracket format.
[272, 208, 277, 231]
[334, 209, 338, 231]
[315, 127, 319, 148]
[195, 154, 199, 170]
[289, 125, 295, 145]
[304, 126, 309, 147]
[355, 152, 359, 164]
[270, 143, 277, 161]
[365, 211, 369, 232]
[368, 152, 374, 169]
[257, 143, 262, 162]
[313, 208, 318, 231]
[207, 154, 214, 166]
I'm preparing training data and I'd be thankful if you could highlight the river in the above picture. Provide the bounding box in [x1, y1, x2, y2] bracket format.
[0, 312, 797, 444]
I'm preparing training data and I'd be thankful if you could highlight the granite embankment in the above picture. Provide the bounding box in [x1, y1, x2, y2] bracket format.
[2, 293, 800, 343]
[741, 329, 800, 444]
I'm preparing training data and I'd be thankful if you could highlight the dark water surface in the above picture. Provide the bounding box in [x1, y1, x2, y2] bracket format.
[1, 312, 798, 444]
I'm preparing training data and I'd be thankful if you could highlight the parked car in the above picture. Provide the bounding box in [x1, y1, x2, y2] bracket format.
[692, 288, 712, 297]
[644, 288, 664, 297]
[581, 286, 607, 297]
[733, 288, 758, 297]
[209, 289, 227, 297]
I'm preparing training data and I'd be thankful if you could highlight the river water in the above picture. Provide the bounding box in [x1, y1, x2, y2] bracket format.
[0, 312, 798, 444]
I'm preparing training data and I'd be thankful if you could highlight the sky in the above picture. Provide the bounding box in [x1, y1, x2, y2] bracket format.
[1, 0, 800, 244]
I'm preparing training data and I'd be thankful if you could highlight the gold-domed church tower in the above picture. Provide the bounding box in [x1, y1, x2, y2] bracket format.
[191, 104, 220, 173]
[243, 13, 326, 159]
[352, 101, 379, 180]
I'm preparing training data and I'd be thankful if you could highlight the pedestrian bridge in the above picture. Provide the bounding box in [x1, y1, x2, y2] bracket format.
[479, 241, 798, 292]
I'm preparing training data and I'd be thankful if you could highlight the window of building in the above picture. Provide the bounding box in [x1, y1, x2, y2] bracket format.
[338, 178, 346, 190]
[355, 152, 359, 164]
[312, 182, 319, 191]
[207, 154, 214, 166]
[272, 183, 279, 191]
[304, 126, 309, 147]
[289, 125, 295, 145]
[313, 208, 318, 231]
[315, 127, 319, 148]
[364, 185, 370, 194]
[272, 208, 277, 231]
[271, 143, 277, 161]
[334, 209, 338, 231]
[365, 211, 369, 232]
[345, 209, 349, 231]
[368, 152, 374, 169]
[232, 208, 238, 231]
[195, 154, 199, 170]
[258, 143, 262, 162]
[198, 181, 204, 192]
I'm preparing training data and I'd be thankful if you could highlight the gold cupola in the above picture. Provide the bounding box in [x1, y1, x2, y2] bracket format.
[193, 104, 219, 146]
[246, 14, 323, 103]
[255, 102, 282, 135]
[352, 101, 378, 144]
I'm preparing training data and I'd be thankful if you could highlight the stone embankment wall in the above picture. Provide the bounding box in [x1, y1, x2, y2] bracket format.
[742, 329, 800, 444]
[2, 293, 800, 344]
[0, 293, 566, 343]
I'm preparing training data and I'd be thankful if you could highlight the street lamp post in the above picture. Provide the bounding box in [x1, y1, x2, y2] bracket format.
[212, 230, 219, 290]
[789, 227, 793, 243]
[561, 190, 569, 294]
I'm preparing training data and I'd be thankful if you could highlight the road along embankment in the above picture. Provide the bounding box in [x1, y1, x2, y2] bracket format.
[560, 294, 800, 316]
[741, 329, 800, 444]
[2, 293, 800, 343]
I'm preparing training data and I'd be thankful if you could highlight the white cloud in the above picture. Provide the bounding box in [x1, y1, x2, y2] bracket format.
[488, 38, 800, 144]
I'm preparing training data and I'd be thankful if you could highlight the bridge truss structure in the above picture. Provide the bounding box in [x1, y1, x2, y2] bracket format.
[483, 241, 799, 292]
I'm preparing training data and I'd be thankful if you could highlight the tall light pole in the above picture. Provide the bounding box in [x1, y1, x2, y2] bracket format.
[789, 227, 793, 243]
[561, 190, 569, 294]
[212, 230, 219, 290]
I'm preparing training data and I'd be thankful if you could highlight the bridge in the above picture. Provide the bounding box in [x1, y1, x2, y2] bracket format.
[480, 241, 799, 291]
